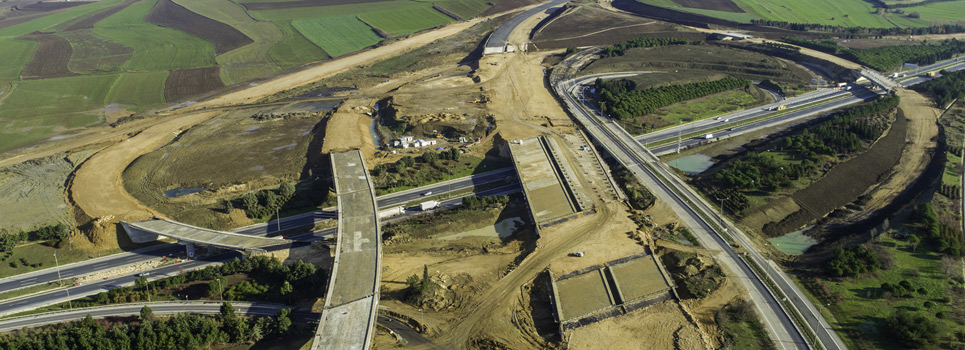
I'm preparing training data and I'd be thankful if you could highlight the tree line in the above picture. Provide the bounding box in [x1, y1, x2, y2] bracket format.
[597, 77, 750, 120]
[712, 96, 898, 209]
[232, 179, 329, 221]
[0, 302, 297, 350]
[914, 203, 965, 257]
[601, 36, 698, 57]
[752, 20, 965, 37]
[77, 256, 323, 308]
[911, 69, 965, 107]
[0, 223, 71, 254]
[782, 36, 965, 72]
[371, 150, 465, 192]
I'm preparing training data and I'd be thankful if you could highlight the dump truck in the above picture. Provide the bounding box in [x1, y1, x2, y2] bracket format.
[776, 105, 787, 111]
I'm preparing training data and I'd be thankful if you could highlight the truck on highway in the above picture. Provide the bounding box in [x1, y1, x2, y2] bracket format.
[420, 200, 440, 211]
[776, 105, 787, 111]
[704, 133, 714, 140]
[379, 206, 405, 218]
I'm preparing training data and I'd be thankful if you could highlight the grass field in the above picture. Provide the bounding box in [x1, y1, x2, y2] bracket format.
[292, 15, 382, 57]
[172, 0, 290, 84]
[0, 74, 117, 121]
[358, 4, 453, 36]
[425, 0, 492, 19]
[811, 235, 963, 349]
[250, 1, 410, 20]
[93, 0, 216, 71]
[653, 88, 766, 125]
[899, 0, 965, 22]
[268, 21, 331, 69]
[106, 71, 167, 107]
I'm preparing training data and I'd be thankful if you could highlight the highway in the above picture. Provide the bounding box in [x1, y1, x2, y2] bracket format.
[484, 0, 570, 49]
[0, 183, 522, 319]
[0, 301, 314, 333]
[0, 167, 514, 299]
[553, 49, 842, 349]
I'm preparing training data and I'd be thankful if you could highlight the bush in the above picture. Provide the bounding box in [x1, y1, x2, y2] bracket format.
[827, 245, 879, 278]
[882, 310, 944, 348]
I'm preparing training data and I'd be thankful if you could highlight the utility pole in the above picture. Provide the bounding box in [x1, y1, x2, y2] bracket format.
[53, 253, 62, 287]
[276, 207, 281, 232]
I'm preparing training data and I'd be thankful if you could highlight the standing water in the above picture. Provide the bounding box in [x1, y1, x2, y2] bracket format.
[668, 154, 716, 174]
[769, 226, 817, 255]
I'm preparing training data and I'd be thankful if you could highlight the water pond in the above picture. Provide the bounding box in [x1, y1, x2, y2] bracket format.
[769, 226, 817, 255]
[668, 154, 715, 174]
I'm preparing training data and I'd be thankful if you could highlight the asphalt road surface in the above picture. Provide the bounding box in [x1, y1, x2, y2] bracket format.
[485, 0, 571, 48]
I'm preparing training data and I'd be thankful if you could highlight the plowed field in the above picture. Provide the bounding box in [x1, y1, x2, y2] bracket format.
[164, 66, 223, 102]
[17, 32, 75, 79]
[145, 0, 253, 54]
[64, 0, 138, 31]
[14, 2, 93, 12]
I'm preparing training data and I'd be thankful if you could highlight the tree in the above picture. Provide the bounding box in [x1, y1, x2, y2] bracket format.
[243, 192, 259, 211]
[397, 156, 415, 171]
[422, 151, 439, 163]
[135, 276, 148, 290]
[275, 308, 292, 335]
[279, 182, 296, 199]
[908, 11, 921, 18]
[222, 199, 233, 213]
[280, 281, 293, 304]
[883, 309, 944, 348]
[139, 305, 156, 322]
[220, 301, 236, 322]
[208, 277, 226, 298]
[907, 234, 921, 252]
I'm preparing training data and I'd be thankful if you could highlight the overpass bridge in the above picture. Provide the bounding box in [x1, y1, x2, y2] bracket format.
[311, 150, 382, 350]
[121, 219, 290, 255]
[859, 69, 900, 93]
[483, 0, 571, 54]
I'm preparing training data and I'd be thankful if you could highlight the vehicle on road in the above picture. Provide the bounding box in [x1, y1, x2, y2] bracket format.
[571, 251, 584, 257]
[137, 272, 150, 277]
[422, 191, 432, 196]
[704, 133, 714, 140]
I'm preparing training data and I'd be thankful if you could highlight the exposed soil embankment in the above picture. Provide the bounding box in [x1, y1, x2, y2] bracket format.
[762, 110, 906, 237]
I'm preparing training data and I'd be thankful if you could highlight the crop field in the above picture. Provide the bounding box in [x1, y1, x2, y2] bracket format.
[17, 32, 75, 79]
[635, 0, 936, 27]
[292, 16, 382, 57]
[145, 0, 253, 55]
[532, 4, 709, 50]
[60, 0, 137, 31]
[107, 71, 167, 107]
[358, 4, 453, 36]
[899, 1, 965, 22]
[163, 67, 223, 102]
[422, 0, 492, 19]
[241, 0, 385, 11]
[0, 74, 118, 121]
[93, 0, 216, 71]
[59, 30, 133, 74]
[267, 21, 330, 70]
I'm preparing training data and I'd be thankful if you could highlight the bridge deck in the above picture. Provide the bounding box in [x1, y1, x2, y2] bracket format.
[312, 150, 382, 350]
[509, 136, 578, 227]
[122, 219, 287, 250]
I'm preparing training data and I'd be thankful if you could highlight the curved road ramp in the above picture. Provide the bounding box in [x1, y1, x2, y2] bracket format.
[311, 150, 382, 350]
[121, 219, 290, 254]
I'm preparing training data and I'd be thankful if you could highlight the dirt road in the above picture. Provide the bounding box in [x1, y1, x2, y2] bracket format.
[71, 111, 220, 222]
[860, 88, 940, 214]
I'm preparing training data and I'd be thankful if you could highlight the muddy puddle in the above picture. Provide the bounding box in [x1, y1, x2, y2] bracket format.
[164, 187, 205, 198]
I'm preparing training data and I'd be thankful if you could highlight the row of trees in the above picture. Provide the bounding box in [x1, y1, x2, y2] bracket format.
[782, 36, 965, 71]
[0, 223, 71, 253]
[0, 303, 296, 350]
[912, 69, 965, 107]
[914, 204, 965, 257]
[713, 96, 897, 193]
[237, 182, 297, 219]
[597, 77, 750, 120]
[601, 37, 697, 57]
[752, 20, 965, 37]
[84, 256, 323, 307]
[461, 195, 509, 210]
[371, 150, 465, 191]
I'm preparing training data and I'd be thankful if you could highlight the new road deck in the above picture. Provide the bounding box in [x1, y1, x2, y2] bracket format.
[312, 150, 382, 350]
[509, 136, 582, 230]
[121, 219, 289, 251]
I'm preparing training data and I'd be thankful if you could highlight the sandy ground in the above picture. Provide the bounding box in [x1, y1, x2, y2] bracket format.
[71, 110, 220, 222]
[860, 89, 939, 215]
[480, 53, 573, 141]
[321, 99, 377, 158]
[567, 300, 703, 350]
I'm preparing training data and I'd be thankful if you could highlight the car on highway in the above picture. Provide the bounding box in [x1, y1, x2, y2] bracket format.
[422, 191, 432, 196]
[137, 272, 150, 277]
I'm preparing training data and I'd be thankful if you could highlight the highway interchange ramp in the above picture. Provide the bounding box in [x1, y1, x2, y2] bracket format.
[312, 150, 382, 350]
[121, 219, 289, 251]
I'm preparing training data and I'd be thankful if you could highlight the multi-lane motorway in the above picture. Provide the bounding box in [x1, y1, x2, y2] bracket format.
[553, 49, 841, 349]
[0, 170, 519, 318]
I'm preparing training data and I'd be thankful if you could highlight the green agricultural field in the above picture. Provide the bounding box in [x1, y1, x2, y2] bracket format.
[93, 0, 216, 71]
[0, 75, 117, 121]
[899, 1, 965, 22]
[268, 21, 331, 69]
[106, 71, 168, 107]
[358, 4, 453, 36]
[172, 0, 291, 84]
[60, 30, 134, 74]
[250, 1, 411, 20]
[0, 0, 121, 37]
[292, 16, 382, 57]
[0, 39, 34, 80]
